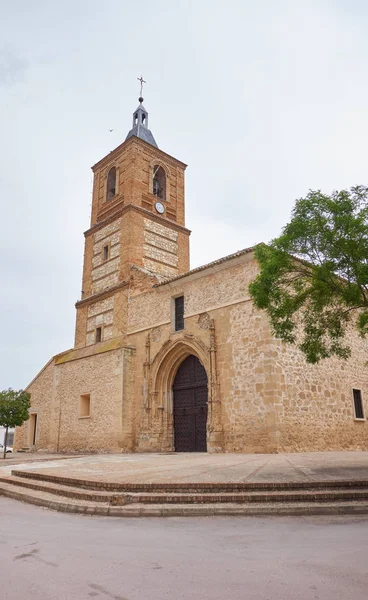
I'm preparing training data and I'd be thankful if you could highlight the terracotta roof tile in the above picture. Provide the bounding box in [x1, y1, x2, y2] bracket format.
[154, 246, 255, 287]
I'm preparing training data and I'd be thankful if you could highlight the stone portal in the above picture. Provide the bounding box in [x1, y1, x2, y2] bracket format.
[173, 355, 208, 452]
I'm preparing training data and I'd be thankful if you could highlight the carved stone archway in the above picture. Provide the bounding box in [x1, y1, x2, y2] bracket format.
[139, 331, 224, 453]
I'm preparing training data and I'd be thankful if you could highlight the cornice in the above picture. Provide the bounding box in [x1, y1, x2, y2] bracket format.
[54, 337, 135, 365]
[91, 136, 187, 172]
[97, 195, 124, 221]
[84, 203, 191, 237]
[76, 280, 129, 308]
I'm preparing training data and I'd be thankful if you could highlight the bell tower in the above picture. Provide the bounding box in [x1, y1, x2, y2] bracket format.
[74, 88, 190, 349]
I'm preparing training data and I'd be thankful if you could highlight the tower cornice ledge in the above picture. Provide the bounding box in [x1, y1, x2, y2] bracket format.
[91, 136, 187, 172]
[75, 280, 129, 308]
[84, 203, 191, 237]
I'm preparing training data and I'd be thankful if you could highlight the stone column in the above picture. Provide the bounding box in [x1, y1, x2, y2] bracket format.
[137, 335, 153, 451]
[120, 348, 135, 451]
[207, 319, 224, 452]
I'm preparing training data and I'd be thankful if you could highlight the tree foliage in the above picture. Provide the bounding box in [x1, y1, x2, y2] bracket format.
[249, 186, 368, 364]
[0, 389, 31, 428]
[0, 389, 31, 458]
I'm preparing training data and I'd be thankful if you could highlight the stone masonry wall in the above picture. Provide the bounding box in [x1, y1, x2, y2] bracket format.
[55, 349, 126, 452]
[91, 219, 121, 295]
[275, 325, 368, 451]
[127, 253, 368, 452]
[14, 360, 56, 451]
[143, 218, 179, 276]
[18, 252, 368, 455]
[86, 297, 114, 346]
[127, 259, 252, 334]
[16, 348, 134, 453]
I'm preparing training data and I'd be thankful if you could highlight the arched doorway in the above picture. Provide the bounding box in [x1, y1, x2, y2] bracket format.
[173, 355, 208, 452]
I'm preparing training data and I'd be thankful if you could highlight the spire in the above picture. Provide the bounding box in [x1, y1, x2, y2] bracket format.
[125, 77, 158, 148]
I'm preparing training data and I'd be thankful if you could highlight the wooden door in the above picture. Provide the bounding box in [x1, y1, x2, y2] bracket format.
[173, 355, 208, 452]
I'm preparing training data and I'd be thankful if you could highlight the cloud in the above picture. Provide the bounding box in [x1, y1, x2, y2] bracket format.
[0, 46, 28, 86]
[2, 0, 368, 388]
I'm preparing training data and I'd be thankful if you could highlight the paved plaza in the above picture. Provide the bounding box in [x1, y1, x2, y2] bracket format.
[1, 450, 367, 484]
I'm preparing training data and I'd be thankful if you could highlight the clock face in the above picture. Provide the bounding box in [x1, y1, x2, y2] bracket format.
[155, 201, 165, 214]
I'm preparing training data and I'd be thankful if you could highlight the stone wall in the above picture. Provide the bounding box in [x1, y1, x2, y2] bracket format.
[143, 218, 179, 276]
[15, 348, 134, 453]
[14, 359, 56, 451]
[86, 297, 114, 346]
[19, 249, 368, 455]
[75, 135, 190, 351]
[91, 219, 121, 295]
[54, 349, 127, 452]
[275, 325, 368, 451]
[127, 256, 253, 335]
[127, 252, 368, 453]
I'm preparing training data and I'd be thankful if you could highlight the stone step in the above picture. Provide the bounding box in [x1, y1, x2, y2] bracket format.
[3, 475, 368, 506]
[1, 480, 368, 517]
[11, 469, 368, 493]
[0, 480, 108, 513]
[110, 489, 368, 505]
[0, 476, 112, 502]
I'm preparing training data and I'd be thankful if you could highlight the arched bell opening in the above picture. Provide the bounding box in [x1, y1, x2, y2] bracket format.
[153, 165, 166, 201]
[106, 166, 117, 201]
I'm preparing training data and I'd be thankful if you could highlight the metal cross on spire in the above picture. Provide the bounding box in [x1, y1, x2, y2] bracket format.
[137, 75, 146, 100]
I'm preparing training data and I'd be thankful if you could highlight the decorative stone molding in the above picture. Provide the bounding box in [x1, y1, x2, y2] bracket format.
[198, 312, 211, 330]
[138, 329, 224, 452]
[207, 319, 224, 451]
[84, 203, 191, 238]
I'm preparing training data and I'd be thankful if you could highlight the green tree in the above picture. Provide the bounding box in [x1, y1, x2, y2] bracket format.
[249, 186, 368, 364]
[0, 389, 31, 459]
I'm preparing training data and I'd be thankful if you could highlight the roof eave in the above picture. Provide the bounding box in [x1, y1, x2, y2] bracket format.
[91, 135, 188, 172]
[153, 246, 257, 288]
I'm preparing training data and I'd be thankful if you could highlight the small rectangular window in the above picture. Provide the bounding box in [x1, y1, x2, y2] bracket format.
[95, 327, 102, 343]
[175, 296, 184, 331]
[353, 389, 364, 419]
[103, 245, 109, 261]
[79, 394, 91, 418]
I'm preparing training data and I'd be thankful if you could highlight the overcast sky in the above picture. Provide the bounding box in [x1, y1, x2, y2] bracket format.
[1, 0, 368, 388]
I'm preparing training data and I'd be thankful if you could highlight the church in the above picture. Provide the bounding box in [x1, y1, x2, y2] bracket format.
[15, 92, 368, 454]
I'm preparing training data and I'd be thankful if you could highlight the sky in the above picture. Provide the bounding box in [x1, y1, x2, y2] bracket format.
[1, 0, 368, 388]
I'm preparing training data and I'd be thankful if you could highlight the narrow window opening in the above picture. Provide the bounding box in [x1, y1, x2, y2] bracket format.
[175, 296, 184, 331]
[134, 113, 138, 125]
[153, 165, 166, 201]
[106, 167, 117, 201]
[142, 113, 146, 124]
[353, 389, 364, 419]
[80, 394, 91, 418]
[103, 245, 109, 261]
[95, 327, 102, 343]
